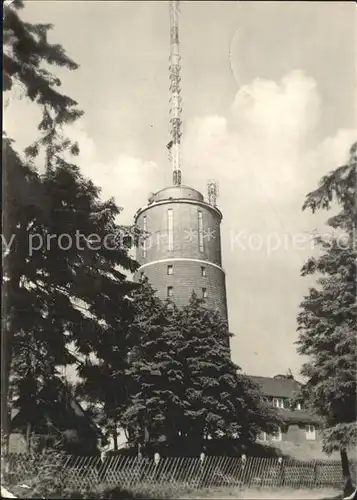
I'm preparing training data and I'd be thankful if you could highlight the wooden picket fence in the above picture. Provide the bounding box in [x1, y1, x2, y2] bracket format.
[4, 453, 355, 491]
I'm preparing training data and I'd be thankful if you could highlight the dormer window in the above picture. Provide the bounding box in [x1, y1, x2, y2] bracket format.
[257, 431, 267, 442]
[272, 398, 285, 409]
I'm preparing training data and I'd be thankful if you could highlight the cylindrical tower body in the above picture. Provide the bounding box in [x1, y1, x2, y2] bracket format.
[134, 185, 228, 321]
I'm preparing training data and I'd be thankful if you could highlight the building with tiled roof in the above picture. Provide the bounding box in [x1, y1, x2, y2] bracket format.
[249, 373, 338, 461]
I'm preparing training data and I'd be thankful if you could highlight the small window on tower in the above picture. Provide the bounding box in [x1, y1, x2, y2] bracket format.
[201, 266, 206, 277]
[167, 209, 173, 251]
[167, 265, 173, 275]
[167, 286, 173, 298]
[202, 288, 207, 299]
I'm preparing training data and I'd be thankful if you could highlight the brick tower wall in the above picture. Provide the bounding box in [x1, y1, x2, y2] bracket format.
[134, 186, 228, 321]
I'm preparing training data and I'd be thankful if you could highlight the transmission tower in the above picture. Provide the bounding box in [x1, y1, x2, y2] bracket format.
[169, 0, 182, 186]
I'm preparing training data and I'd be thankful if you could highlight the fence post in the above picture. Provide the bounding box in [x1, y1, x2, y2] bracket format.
[298, 462, 304, 489]
[199, 452, 205, 488]
[241, 454, 247, 486]
[154, 452, 160, 482]
[278, 457, 285, 487]
[313, 461, 318, 487]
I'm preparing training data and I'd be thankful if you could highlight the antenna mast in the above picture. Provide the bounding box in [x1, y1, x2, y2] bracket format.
[207, 179, 219, 207]
[169, 0, 182, 186]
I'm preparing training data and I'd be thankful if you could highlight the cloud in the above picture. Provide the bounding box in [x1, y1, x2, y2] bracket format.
[59, 70, 355, 378]
[183, 70, 322, 204]
[231, 70, 320, 136]
[4, 66, 355, 379]
[63, 123, 161, 225]
[178, 70, 355, 376]
[182, 70, 355, 233]
[68, 69, 355, 263]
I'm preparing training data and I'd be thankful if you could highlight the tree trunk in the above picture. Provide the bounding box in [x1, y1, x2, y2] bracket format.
[2, 148, 17, 457]
[25, 422, 32, 453]
[1, 317, 12, 457]
[341, 448, 354, 497]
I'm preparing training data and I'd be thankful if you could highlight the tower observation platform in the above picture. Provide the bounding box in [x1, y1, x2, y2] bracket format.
[134, 185, 228, 321]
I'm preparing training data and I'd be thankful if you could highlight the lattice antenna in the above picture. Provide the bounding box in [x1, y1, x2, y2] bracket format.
[169, 0, 182, 186]
[207, 180, 219, 207]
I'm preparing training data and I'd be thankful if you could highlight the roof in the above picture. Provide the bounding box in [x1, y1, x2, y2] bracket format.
[277, 408, 321, 425]
[250, 375, 302, 398]
[249, 375, 322, 425]
[151, 185, 204, 202]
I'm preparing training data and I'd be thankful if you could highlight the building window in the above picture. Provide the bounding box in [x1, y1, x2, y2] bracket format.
[143, 215, 147, 257]
[273, 398, 285, 409]
[140, 271, 144, 279]
[167, 265, 173, 275]
[202, 288, 207, 299]
[198, 210, 204, 253]
[296, 403, 302, 410]
[167, 286, 173, 298]
[201, 266, 206, 277]
[167, 209, 173, 251]
[305, 425, 316, 441]
[257, 431, 267, 442]
[271, 426, 282, 441]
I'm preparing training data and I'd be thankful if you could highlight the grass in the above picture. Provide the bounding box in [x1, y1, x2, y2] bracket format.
[4, 482, 343, 499]
[177, 486, 342, 499]
[102, 484, 342, 500]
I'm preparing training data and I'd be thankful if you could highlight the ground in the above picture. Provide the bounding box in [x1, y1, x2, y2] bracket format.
[178, 487, 341, 499]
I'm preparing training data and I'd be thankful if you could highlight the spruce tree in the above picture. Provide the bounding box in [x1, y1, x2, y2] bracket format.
[123, 288, 278, 455]
[296, 142, 356, 495]
[2, 1, 139, 451]
[123, 278, 186, 454]
[178, 294, 278, 450]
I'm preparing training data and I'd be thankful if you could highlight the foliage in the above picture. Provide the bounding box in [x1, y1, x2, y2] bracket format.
[296, 142, 356, 492]
[11, 376, 101, 456]
[322, 423, 357, 455]
[2, 0, 139, 453]
[5, 450, 70, 498]
[123, 278, 186, 451]
[3, 0, 82, 164]
[177, 294, 278, 447]
[123, 284, 279, 455]
[296, 142, 356, 444]
[3, 135, 138, 445]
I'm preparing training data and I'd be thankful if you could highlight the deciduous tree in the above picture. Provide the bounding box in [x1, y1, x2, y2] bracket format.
[124, 287, 279, 455]
[296, 142, 357, 496]
[2, 1, 139, 452]
[123, 278, 185, 454]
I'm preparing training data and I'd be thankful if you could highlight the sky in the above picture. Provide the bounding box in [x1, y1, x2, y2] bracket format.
[5, 1, 357, 379]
